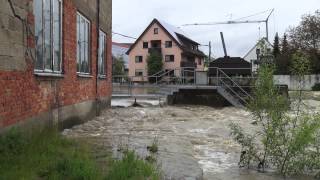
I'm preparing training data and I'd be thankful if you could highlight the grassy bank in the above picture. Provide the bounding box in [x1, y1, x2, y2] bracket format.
[0, 128, 160, 180]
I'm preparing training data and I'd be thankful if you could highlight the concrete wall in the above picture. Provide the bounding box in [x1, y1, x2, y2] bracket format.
[167, 89, 231, 107]
[274, 75, 320, 90]
[0, 0, 112, 132]
[0, 0, 28, 71]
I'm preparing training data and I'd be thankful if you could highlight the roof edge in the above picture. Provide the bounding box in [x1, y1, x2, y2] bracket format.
[126, 18, 183, 55]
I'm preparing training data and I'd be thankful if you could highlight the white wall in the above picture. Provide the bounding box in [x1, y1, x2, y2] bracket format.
[274, 75, 320, 90]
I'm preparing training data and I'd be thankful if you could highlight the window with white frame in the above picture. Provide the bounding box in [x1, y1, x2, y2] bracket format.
[135, 56, 143, 63]
[98, 30, 106, 75]
[34, 0, 62, 73]
[77, 12, 90, 74]
[165, 55, 174, 62]
[135, 69, 144, 76]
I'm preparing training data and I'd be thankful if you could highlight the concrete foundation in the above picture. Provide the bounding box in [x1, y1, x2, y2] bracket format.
[0, 97, 111, 134]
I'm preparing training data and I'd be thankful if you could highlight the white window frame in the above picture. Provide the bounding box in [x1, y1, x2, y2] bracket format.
[154, 28, 159, 34]
[98, 30, 106, 76]
[165, 41, 172, 48]
[143, 42, 148, 49]
[135, 69, 144, 76]
[34, 0, 63, 74]
[76, 12, 91, 75]
[135, 56, 143, 63]
[165, 55, 174, 62]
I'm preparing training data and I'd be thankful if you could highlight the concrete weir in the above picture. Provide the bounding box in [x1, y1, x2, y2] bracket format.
[167, 89, 232, 107]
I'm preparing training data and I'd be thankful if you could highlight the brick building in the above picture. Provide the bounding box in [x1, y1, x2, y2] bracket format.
[0, 0, 112, 132]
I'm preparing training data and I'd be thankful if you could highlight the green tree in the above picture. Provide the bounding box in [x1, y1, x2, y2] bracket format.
[287, 10, 320, 73]
[275, 34, 291, 74]
[147, 52, 163, 82]
[113, 56, 125, 76]
[281, 34, 290, 55]
[273, 33, 280, 58]
[230, 53, 320, 177]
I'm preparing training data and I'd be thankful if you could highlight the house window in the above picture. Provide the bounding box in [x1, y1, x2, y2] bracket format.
[165, 41, 172, 48]
[98, 30, 106, 75]
[143, 42, 148, 49]
[135, 56, 143, 63]
[154, 28, 158, 34]
[165, 55, 174, 62]
[198, 59, 202, 65]
[34, 0, 62, 73]
[135, 69, 143, 76]
[77, 12, 90, 74]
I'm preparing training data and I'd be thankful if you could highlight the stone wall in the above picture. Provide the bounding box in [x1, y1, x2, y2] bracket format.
[0, 0, 112, 132]
[274, 75, 320, 90]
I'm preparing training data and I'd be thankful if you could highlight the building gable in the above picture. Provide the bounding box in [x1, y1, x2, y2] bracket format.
[126, 19, 183, 54]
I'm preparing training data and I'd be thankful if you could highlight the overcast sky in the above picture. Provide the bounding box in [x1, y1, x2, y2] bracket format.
[112, 0, 319, 57]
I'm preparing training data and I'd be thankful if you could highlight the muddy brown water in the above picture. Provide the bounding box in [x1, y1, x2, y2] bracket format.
[63, 98, 319, 180]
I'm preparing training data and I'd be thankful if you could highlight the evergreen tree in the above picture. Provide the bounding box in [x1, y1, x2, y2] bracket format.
[281, 34, 289, 54]
[274, 34, 291, 74]
[273, 33, 280, 58]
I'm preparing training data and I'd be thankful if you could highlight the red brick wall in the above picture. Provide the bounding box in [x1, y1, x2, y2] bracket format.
[0, 0, 112, 129]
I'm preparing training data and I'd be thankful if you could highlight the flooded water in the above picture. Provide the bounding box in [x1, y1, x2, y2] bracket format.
[63, 97, 318, 180]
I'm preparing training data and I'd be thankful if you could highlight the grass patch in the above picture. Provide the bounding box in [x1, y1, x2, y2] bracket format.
[0, 128, 102, 180]
[106, 150, 160, 180]
[0, 128, 161, 180]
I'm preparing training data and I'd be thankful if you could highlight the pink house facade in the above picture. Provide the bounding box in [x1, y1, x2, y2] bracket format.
[127, 19, 205, 82]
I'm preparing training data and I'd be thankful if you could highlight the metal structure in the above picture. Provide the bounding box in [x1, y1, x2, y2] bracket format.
[220, 32, 228, 56]
[112, 67, 254, 108]
[182, 9, 274, 41]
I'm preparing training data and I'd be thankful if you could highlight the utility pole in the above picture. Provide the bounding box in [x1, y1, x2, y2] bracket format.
[208, 41, 212, 62]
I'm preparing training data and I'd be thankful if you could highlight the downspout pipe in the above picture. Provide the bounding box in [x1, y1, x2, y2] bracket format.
[96, 0, 100, 115]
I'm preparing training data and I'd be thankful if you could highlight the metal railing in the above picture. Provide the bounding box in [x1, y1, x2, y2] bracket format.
[112, 67, 254, 106]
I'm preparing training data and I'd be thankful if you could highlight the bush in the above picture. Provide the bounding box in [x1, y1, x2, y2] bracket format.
[312, 83, 320, 91]
[230, 62, 320, 177]
[147, 52, 163, 83]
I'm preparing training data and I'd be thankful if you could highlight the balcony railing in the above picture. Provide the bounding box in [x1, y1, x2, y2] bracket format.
[180, 61, 196, 68]
[148, 47, 162, 55]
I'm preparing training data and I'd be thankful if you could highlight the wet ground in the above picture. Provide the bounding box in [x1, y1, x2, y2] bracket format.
[63, 93, 320, 180]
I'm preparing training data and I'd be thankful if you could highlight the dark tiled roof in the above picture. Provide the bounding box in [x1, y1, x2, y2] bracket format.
[212, 56, 251, 65]
[209, 56, 251, 75]
[181, 47, 206, 57]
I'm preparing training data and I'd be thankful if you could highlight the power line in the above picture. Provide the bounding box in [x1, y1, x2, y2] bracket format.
[112, 31, 137, 39]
